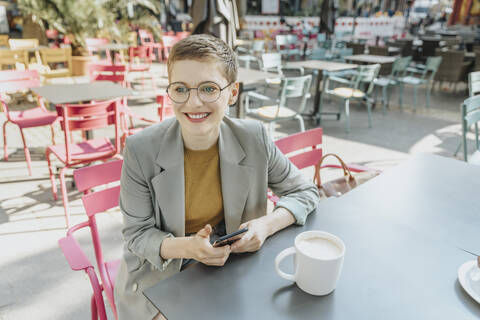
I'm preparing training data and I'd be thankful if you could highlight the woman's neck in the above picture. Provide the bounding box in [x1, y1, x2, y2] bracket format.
[182, 129, 220, 150]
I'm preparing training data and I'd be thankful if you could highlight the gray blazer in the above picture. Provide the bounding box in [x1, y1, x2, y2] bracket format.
[114, 117, 319, 319]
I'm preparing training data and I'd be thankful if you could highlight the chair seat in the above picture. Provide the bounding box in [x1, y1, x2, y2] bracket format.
[8, 107, 57, 128]
[331, 87, 365, 99]
[47, 137, 116, 163]
[375, 77, 397, 87]
[266, 77, 281, 85]
[398, 76, 424, 85]
[129, 64, 151, 72]
[106, 259, 121, 287]
[238, 55, 257, 62]
[255, 105, 297, 119]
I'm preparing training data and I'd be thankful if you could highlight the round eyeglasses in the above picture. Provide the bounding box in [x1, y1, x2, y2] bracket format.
[166, 81, 232, 104]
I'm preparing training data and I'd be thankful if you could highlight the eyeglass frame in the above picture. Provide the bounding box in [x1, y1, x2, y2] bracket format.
[166, 81, 234, 104]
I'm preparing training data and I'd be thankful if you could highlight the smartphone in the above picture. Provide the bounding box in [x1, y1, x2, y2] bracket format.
[212, 228, 248, 247]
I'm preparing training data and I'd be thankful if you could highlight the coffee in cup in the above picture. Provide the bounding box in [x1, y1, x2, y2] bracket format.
[275, 231, 345, 296]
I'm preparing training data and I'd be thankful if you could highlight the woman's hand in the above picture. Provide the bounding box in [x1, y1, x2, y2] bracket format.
[230, 218, 270, 253]
[188, 224, 231, 266]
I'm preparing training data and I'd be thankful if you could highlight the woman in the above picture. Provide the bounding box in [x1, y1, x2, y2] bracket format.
[114, 34, 319, 320]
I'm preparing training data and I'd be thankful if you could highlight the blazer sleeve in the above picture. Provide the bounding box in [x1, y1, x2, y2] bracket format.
[119, 139, 174, 271]
[261, 125, 320, 225]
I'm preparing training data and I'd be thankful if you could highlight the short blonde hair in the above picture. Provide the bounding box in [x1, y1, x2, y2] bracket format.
[167, 34, 238, 83]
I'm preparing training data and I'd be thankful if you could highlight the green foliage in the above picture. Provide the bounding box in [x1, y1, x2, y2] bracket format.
[17, 0, 161, 49]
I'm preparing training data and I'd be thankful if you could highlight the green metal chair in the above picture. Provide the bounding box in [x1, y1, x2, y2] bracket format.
[260, 53, 304, 88]
[245, 75, 312, 137]
[275, 35, 301, 60]
[321, 64, 381, 134]
[468, 71, 480, 96]
[397, 56, 442, 111]
[374, 56, 412, 114]
[237, 40, 265, 69]
[461, 95, 480, 164]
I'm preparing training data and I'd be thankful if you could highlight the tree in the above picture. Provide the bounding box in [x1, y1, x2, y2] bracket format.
[17, 0, 162, 54]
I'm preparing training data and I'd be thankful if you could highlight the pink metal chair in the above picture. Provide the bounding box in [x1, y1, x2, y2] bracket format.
[138, 29, 163, 61]
[127, 46, 156, 90]
[269, 128, 373, 204]
[0, 70, 58, 175]
[160, 35, 179, 61]
[85, 38, 112, 64]
[46, 99, 122, 227]
[58, 159, 123, 320]
[176, 31, 190, 40]
[156, 93, 174, 121]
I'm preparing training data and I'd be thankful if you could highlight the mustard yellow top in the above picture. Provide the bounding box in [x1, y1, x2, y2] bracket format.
[184, 142, 224, 234]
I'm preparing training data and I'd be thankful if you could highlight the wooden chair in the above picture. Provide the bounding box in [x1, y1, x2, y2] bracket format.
[8, 38, 41, 65]
[46, 99, 122, 227]
[38, 47, 73, 81]
[0, 34, 9, 47]
[0, 49, 28, 70]
[59, 159, 123, 320]
[0, 70, 57, 175]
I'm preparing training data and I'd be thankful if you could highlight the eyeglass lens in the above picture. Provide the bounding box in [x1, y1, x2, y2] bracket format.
[167, 82, 222, 103]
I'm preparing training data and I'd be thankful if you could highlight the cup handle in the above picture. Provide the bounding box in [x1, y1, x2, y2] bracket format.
[275, 247, 296, 282]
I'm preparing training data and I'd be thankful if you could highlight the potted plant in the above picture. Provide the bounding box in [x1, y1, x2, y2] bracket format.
[17, 0, 163, 75]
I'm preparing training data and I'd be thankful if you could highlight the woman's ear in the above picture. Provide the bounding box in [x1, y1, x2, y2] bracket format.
[228, 82, 239, 105]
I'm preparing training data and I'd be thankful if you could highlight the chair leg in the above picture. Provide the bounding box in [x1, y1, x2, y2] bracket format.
[59, 167, 70, 228]
[398, 84, 404, 111]
[19, 128, 32, 176]
[382, 86, 388, 115]
[2, 120, 8, 161]
[426, 84, 431, 109]
[90, 294, 98, 320]
[295, 115, 305, 132]
[50, 124, 56, 145]
[413, 86, 418, 112]
[366, 100, 373, 128]
[46, 149, 58, 200]
[345, 99, 350, 134]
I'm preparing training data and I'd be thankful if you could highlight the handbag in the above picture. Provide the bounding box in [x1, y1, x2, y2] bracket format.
[314, 153, 380, 199]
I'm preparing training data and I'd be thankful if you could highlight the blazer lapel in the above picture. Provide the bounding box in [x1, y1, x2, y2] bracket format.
[151, 121, 185, 237]
[219, 121, 254, 234]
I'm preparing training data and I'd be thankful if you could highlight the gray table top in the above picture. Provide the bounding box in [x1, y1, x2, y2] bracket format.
[92, 43, 129, 51]
[237, 67, 269, 86]
[344, 54, 397, 64]
[287, 60, 358, 72]
[144, 154, 480, 319]
[31, 81, 132, 104]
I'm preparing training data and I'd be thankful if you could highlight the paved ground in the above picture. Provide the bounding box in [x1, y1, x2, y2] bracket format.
[0, 63, 474, 319]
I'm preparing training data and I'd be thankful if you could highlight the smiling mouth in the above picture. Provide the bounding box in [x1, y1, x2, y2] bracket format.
[185, 112, 210, 120]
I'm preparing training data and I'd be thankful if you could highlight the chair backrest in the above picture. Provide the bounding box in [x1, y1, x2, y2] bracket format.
[0, 49, 28, 70]
[425, 56, 442, 74]
[347, 42, 365, 55]
[85, 38, 111, 62]
[368, 45, 389, 56]
[391, 56, 412, 77]
[261, 52, 282, 71]
[469, 71, 480, 97]
[352, 64, 381, 95]
[72, 159, 123, 316]
[251, 40, 265, 53]
[0, 69, 40, 92]
[275, 34, 289, 48]
[129, 46, 153, 65]
[56, 99, 121, 163]
[138, 29, 155, 45]
[88, 64, 126, 84]
[8, 38, 38, 49]
[161, 35, 178, 59]
[278, 74, 312, 115]
[461, 95, 480, 161]
[275, 128, 323, 174]
[317, 33, 327, 42]
[287, 34, 298, 45]
[0, 35, 8, 47]
[310, 48, 327, 60]
[337, 48, 353, 59]
[39, 47, 72, 73]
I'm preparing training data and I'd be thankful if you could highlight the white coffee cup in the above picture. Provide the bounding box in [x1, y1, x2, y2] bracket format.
[275, 231, 345, 296]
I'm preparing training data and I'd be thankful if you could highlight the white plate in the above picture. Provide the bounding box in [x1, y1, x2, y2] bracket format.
[458, 260, 480, 304]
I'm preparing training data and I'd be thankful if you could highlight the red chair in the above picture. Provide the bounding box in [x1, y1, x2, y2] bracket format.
[0, 70, 58, 175]
[160, 35, 179, 60]
[269, 128, 374, 204]
[59, 159, 123, 320]
[176, 31, 190, 40]
[138, 29, 163, 61]
[85, 38, 112, 64]
[46, 99, 122, 227]
[127, 46, 156, 90]
[156, 93, 174, 121]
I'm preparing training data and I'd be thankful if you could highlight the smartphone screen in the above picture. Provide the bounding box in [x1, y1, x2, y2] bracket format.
[212, 228, 248, 247]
